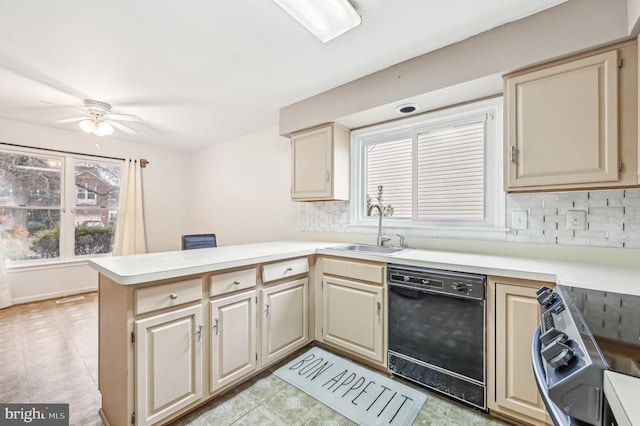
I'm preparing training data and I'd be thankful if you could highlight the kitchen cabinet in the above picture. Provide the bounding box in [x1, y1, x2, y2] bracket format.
[487, 276, 552, 426]
[504, 40, 638, 191]
[260, 278, 309, 366]
[208, 267, 258, 394]
[319, 257, 386, 366]
[291, 123, 350, 201]
[99, 276, 205, 426]
[135, 304, 203, 426]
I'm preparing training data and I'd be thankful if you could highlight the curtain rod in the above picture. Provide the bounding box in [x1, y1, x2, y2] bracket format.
[0, 141, 148, 167]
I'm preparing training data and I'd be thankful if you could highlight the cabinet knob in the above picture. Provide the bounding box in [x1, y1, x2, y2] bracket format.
[169, 293, 178, 300]
[233, 280, 241, 285]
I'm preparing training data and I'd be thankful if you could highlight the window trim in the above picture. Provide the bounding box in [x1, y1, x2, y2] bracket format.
[349, 97, 506, 239]
[0, 145, 121, 267]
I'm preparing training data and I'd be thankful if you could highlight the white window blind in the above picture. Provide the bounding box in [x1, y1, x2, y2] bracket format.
[366, 138, 412, 218]
[417, 121, 485, 220]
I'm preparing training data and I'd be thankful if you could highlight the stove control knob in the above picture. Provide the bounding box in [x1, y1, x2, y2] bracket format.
[536, 287, 556, 307]
[541, 340, 574, 369]
[540, 328, 569, 346]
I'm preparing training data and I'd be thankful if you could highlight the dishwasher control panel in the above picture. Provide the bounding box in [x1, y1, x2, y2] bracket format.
[388, 265, 486, 300]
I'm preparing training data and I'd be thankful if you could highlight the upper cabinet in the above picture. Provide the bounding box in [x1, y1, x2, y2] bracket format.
[291, 123, 350, 201]
[504, 41, 638, 192]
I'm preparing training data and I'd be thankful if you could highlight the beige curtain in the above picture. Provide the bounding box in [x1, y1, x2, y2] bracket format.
[113, 159, 147, 256]
[0, 235, 12, 309]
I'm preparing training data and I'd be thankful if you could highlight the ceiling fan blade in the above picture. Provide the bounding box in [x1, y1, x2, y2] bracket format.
[55, 117, 87, 123]
[107, 120, 139, 135]
[106, 113, 141, 122]
[40, 100, 88, 116]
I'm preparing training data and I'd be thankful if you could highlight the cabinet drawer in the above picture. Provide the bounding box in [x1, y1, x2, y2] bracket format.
[322, 258, 384, 284]
[210, 268, 256, 297]
[262, 258, 309, 283]
[135, 278, 202, 316]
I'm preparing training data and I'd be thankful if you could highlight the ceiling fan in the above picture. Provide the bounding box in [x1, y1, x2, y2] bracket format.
[42, 99, 140, 137]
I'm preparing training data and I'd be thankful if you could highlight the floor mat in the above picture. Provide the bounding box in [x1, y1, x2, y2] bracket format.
[274, 347, 428, 425]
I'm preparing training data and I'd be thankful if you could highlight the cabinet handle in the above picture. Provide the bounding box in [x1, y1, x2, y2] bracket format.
[233, 280, 241, 285]
[196, 325, 203, 342]
[509, 146, 516, 162]
[376, 301, 381, 318]
[169, 293, 178, 300]
[326, 171, 330, 182]
[213, 319, 219, 336]
[265, 304, 270, 318]
[285, 267, 293, 273]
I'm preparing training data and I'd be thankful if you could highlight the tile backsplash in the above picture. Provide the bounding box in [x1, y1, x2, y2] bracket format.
[300, 188, 640, 249]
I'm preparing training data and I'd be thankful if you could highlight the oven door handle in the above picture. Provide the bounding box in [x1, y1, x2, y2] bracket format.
[531, 326, 572, 426]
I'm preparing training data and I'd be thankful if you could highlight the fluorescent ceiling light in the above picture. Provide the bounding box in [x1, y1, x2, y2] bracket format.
[273, 0, 361, 43]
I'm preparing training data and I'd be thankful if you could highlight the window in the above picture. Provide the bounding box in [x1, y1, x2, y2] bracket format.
[352, 97, 504, 236]
[0, 148, 121, 264]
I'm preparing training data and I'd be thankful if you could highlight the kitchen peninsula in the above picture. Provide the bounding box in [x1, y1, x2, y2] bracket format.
[90, 241, 640, 426]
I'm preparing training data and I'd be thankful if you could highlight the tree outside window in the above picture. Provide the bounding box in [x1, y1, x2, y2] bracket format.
[0, 150, 121, 263]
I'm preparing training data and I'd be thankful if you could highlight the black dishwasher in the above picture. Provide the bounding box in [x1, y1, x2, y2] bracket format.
[387, 264, 487, 410]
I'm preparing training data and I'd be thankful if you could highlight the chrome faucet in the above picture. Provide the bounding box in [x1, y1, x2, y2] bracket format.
[368, 204, 391, 246]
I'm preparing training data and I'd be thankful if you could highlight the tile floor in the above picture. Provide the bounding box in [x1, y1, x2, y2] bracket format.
[0, 293, 510, 426]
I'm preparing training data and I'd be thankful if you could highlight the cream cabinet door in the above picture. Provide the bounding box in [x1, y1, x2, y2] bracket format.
[490, 281, 551, 425]
[322, 276, 384, 363]
[291, 124, 349, 201]
[260, 278, 309, 366]
[209, 290, 257, 393]
[505, 49, 619, 190]
[135, 304, 203, 426]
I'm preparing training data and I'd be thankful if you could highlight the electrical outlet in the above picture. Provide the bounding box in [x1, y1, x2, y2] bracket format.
[512, 210, 528, 230]
[566, 210, 587, 231]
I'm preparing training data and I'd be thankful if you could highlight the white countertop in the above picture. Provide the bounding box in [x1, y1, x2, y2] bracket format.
[89, 240, 640, 295]
[604, 371, 640, 426]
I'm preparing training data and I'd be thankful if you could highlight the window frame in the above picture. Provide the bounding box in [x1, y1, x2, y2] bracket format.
[350, 97, 505, 239]
[0, 145, 122, 267]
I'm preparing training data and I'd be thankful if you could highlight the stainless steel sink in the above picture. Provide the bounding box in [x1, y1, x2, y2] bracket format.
[328, 244, 408, 254]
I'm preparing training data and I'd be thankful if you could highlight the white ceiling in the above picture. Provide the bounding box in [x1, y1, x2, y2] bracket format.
[0, 0, 567, 151]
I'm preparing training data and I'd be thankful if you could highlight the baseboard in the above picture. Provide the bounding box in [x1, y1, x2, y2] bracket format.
[10, 287, 98, 305]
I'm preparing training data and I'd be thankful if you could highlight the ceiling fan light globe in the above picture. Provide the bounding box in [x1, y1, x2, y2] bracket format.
[95, 122, 114, 137]
[79, 119, 96, 133]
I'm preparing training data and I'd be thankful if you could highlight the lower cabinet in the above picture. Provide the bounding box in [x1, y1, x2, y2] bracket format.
[487, 276, 553, 426]
[135, 304, 203, 426]
[209, 289, 257, 393]
[322, 276, 383, 363]
[318, 257, 386, 366]
[260, 278, 309, 367]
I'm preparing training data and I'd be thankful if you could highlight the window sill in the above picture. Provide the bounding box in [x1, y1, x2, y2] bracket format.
[347, 223, 508, 241]
[5, 258, 97, 273]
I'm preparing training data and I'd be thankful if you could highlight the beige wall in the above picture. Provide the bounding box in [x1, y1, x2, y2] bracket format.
[187, 125, 300, 245]
[0, 118, 191, 302]
[630, 0, 640, 33]
[280, 0, 633, 135]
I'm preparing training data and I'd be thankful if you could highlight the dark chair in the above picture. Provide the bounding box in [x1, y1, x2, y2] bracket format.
[181, 234, 217, 250]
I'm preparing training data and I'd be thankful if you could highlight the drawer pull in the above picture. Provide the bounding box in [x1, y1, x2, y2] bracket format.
[233, 280, 241, 285]
[169, 293, 178, 300]
[285, 267, 293, 273]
